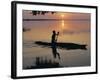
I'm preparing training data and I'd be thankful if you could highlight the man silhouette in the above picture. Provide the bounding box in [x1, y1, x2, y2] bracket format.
[51, 30, 60, 59]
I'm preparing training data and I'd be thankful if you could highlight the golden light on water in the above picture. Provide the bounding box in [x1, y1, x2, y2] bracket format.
[61, 14, 65, 18]
[58, 20, 65, 36]
[58, 13, 66, 35]
[61, 20, 65, 27]
[61, 20, 65, 32]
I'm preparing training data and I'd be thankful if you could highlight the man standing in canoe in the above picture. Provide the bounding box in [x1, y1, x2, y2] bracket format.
[51, 30, 60, 59]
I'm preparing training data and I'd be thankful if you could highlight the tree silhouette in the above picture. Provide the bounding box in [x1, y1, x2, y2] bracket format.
[32, 11, 56, 16]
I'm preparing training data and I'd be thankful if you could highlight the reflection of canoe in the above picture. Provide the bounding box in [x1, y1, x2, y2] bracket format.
[24, 57, 61, 69]
[35, 41, 87, 50]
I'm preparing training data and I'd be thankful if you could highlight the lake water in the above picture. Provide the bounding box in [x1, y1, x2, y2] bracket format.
[23, 20, 91, 69]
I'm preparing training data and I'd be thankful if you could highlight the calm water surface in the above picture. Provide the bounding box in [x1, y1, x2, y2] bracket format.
[23, 20, 91, 69]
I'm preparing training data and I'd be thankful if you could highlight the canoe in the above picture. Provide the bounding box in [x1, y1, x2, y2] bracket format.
[35, 41, 87, 50]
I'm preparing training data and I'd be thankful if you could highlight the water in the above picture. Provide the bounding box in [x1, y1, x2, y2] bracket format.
[23, 20, 91, 69]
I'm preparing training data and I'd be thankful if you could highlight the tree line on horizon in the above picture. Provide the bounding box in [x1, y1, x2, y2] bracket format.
[32, 11, 56, 16]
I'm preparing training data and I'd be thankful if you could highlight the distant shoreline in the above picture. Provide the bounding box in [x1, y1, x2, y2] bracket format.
[23, 19, 90, 21]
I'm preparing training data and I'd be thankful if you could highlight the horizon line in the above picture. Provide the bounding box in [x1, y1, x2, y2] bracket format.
[23, 19, 90, 21]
